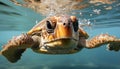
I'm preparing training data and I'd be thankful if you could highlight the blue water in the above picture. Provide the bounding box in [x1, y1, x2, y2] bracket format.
[0, 0, 120, 69]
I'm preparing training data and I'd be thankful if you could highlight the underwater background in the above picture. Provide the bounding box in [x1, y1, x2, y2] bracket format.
[0, 0, 120, 69]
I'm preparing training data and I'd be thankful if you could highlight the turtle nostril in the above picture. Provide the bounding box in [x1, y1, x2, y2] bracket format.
[63, 22, 71, 27]
[68, 23, 70, 26]
[63, 23, 66, 26]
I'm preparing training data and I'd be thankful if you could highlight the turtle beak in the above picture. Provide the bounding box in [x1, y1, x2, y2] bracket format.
[54, 19, 73, 38]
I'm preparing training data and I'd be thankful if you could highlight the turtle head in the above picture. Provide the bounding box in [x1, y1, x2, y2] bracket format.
[27, 15, 79, 49]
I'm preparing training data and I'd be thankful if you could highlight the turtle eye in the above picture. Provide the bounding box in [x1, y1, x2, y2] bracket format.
[46, 20, 54, 33]
[72, 20, 78, 32]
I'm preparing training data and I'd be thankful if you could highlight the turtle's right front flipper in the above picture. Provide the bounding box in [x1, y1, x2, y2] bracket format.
[0, 34, 34, 63]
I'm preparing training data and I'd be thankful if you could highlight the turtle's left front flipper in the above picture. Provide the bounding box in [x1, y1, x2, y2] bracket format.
[85, 34, 120, 51]
[0, 34, 34, 63]
[107, 42, 120, 51]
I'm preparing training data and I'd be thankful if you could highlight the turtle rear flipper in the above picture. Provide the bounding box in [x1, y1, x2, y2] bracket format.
[0, 34, 34, 63]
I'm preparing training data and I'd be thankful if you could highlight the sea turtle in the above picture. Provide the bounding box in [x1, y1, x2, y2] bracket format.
[0, 15, 120, 63]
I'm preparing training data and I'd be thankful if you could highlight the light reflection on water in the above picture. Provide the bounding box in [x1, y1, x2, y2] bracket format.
[0, 0, 120, 69]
